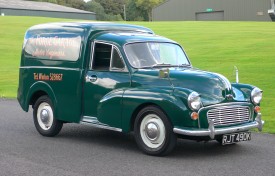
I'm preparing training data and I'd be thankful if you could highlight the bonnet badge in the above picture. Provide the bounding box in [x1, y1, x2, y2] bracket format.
[226, 94, 234, 100]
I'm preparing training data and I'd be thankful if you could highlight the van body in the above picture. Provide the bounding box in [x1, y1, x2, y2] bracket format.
[18, 22, 264, 155]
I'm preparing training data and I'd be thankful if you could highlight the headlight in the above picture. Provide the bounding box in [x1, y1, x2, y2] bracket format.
[188, 92, 202, 111]
[251, 87, 262, 105]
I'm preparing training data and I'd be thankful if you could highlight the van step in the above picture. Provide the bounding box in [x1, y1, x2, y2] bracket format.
[81, 116, 98, 123]
[80, 116, 122, 132]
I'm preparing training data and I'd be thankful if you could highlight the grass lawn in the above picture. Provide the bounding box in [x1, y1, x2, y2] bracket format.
[0, 16, 274, 133]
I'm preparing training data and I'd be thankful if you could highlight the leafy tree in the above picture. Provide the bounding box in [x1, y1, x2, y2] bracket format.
[135, 0, 164, 21]
[84, 1, 105, 20]
[126, 0, 147, 21]
[94, 0, 126, 18]
[26, 0, 125, 21]
[105, 14, 123, 21]
[69, 0, 86, 10]
[48, 0, 57, 3]
[27, 0, 57, 3]
[84, 1, 123, 21]
[56, 0, 66, 5]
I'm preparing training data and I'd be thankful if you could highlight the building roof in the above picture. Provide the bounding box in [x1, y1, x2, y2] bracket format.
[0, 0, 95, 14]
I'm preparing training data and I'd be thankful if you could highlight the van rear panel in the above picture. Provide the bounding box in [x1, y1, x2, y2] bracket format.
[18, 24, 86, 122]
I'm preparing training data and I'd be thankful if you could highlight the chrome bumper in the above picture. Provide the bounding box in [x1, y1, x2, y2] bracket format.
[173, 113, 264, 139]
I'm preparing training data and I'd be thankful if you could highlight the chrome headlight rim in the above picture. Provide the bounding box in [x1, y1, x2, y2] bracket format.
[251, 87, 263, 105]
[188, 92, 202, 111]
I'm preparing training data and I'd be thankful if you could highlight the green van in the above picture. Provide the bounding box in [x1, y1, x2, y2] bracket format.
[18, 22, 264, 156]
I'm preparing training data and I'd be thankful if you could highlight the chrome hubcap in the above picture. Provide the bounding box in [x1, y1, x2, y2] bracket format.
[37, 102, 54, 130]
[140, 114, 166, 149]
[145, 122, 159, 141]
[40, 109, 50, 123]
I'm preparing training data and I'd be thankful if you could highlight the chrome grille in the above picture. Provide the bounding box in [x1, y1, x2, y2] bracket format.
[207, 106, 250, 126]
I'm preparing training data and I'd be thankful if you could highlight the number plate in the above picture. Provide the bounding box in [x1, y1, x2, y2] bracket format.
[222, 132, 251, 145]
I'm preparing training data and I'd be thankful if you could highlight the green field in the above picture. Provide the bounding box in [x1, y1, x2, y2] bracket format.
[0, 16, 274, 133]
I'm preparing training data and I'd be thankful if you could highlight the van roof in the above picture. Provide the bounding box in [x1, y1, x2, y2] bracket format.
[28, 22, 154, 34]
[94, 32, 176, 46]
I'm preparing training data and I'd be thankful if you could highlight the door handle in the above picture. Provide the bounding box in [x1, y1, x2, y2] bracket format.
[86, 75, 97, 83]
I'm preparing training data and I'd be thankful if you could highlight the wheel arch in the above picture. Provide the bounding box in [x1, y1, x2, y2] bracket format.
[129, 102, 165, 132]
[121, 88, 190, 133]
[132, 102, 178, 156]
[30, 90, 48, 107]
[26, 81, 57, 114]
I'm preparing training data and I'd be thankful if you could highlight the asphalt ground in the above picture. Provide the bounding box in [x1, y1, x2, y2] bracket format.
[0, 99, 274, 176]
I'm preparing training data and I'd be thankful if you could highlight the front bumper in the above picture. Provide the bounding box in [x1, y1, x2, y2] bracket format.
[173, 113, 264, 139]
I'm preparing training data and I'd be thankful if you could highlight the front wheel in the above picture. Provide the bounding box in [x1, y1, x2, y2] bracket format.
[33, 95, 63, 137]
[134, 106, 177, 156]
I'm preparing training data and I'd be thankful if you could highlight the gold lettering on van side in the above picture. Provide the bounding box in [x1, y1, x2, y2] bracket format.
[39, 73, 49, 81]
[33, 73, 39, 80]
[26, 35, 81, 61]
[32, 49, 66, 59]
[29, 36, 80, 48]
[33, 73, 63, 81]
[32, 49, 46, 57]
[49, 73, 63, 81]
[46, 49, 65, 59]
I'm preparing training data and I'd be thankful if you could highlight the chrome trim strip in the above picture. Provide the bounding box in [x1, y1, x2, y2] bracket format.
[173, 113, 264, 139]
[82, 116, 98, 123]
[19, 66, 80, 71]
[234, 66, 239, 83]
[198, 102, 251, 114]
[81, 116, 122, 132]
[90, 41, 95, 69]
[80, 121, 122, 132]
[212, 72, 232, 91]
[89, 41, 94, 70]
[110, 46, 128, 72]
[206, 106, 250, 126]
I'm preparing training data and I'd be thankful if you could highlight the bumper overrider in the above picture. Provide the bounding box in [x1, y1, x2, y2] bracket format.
[173, 113, 264, 139]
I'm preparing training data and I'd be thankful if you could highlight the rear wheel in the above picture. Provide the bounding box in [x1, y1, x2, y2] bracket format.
[33, 95, 63, 137]
[134, 106, 177, 156]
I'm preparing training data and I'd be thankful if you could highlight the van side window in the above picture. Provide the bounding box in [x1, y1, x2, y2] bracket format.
[92, 42, 126, 71]
[110, 48, 125, 71]
[24, 34, 82, 61]
[93, 43, 112, 71]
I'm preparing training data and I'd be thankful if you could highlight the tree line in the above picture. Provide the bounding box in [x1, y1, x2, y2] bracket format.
[28, 0, 165, 21]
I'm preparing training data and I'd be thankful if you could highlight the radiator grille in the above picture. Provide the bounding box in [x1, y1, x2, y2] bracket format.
[207, 106, 250, 126]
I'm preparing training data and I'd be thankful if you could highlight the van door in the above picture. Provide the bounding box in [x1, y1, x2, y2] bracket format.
[82, 42, 130, 129]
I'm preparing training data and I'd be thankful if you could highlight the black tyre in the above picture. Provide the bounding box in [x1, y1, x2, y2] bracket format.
[33, 95, 63, 137]
[134, 105, 177, 156]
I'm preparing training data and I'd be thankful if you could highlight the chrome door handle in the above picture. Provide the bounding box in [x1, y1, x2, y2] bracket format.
[86, 75, 97, 83]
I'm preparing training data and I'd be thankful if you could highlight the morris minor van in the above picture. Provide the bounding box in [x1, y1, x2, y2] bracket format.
[18, 22, 264, 156]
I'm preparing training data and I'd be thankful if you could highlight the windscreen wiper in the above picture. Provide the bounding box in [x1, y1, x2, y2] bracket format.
[152, 63, 172, 68]
[139, 63, 191, 69]
[139, 63, 172, 69]
[177, 63, 191, 67]
[152, 63, 191, 68]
